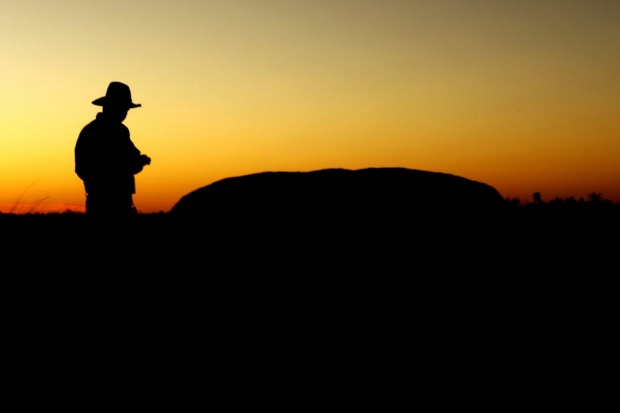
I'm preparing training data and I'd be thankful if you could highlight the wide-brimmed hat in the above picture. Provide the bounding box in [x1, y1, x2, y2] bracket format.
[92, 81, 141, 109]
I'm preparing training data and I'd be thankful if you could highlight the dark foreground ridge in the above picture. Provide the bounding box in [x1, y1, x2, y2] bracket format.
[1, 167, 618, 273]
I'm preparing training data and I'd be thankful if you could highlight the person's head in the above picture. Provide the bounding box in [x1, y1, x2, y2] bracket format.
[102, 104, 129, 123]
[92, 81, 141, 122]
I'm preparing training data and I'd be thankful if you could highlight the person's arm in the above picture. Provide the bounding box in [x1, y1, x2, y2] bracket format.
[128, 142, 151, 174]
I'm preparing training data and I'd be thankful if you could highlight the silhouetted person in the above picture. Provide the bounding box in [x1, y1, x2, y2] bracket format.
[75, 81, 151, 224]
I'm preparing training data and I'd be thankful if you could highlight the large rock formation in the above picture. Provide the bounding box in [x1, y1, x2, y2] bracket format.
[169, 167, 508, 232]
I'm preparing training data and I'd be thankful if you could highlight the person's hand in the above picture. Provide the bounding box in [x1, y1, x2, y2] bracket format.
[140, 154, 151, 166]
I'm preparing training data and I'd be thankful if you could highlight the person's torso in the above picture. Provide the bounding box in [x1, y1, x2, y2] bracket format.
[76, 115, 139, 193]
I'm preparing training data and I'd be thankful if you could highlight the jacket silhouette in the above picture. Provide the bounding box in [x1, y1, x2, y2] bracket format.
[75, 81, 151, 221]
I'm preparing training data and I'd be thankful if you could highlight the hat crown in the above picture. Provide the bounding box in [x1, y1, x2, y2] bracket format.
[106, 82, 132, 103]
[92, 81, 141, 108]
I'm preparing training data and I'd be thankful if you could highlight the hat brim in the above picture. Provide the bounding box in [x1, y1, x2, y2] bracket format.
[92, 97, 141, 108]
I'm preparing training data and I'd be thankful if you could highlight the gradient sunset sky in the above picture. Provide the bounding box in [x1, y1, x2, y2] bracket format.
[2, 0, 619, 214]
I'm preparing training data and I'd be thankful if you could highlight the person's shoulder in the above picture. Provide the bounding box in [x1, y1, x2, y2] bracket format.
[78, 118, 96, 135]
[82, 115, 102, 128]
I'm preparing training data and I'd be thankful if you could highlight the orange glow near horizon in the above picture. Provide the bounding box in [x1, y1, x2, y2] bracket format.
[2, 1, 619, 214]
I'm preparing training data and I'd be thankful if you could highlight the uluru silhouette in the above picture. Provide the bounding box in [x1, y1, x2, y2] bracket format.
[170, 167, 508, 226]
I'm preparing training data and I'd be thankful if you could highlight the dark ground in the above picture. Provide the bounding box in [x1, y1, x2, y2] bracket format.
[2, 205, 616, 390]
[2, 203, 617, 272]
